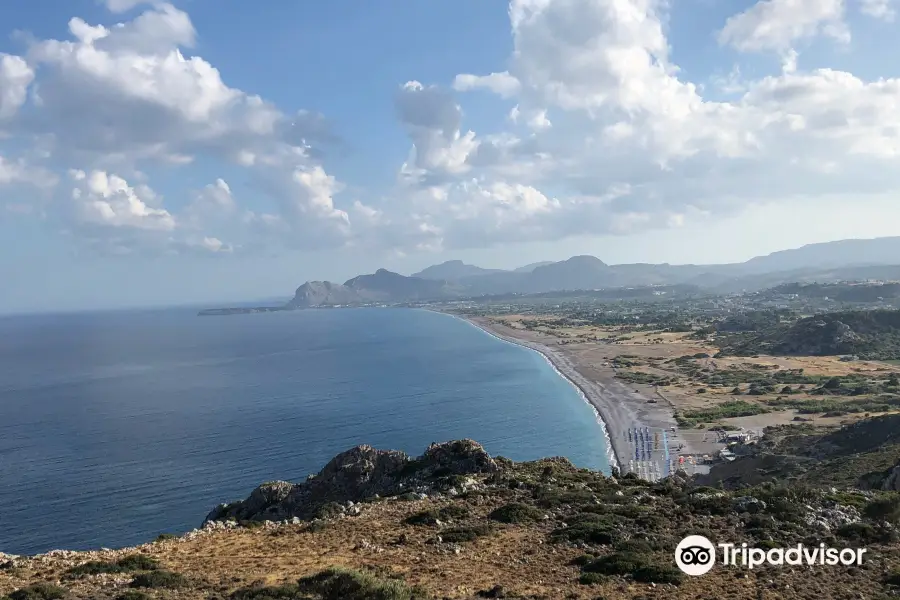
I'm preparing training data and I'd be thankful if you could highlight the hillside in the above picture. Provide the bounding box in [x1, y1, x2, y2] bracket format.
[717, 309, 900, 360]
[697, 414, 900, 490]
[5, 434, 900, 599]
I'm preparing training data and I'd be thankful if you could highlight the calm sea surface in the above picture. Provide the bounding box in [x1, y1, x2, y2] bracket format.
[0, 307, 609, 555]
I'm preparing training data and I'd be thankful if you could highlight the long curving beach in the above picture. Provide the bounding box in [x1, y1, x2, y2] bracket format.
[441, 312, 692, 474]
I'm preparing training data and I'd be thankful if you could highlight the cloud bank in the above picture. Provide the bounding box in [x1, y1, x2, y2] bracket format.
[2, 0, 899, 257]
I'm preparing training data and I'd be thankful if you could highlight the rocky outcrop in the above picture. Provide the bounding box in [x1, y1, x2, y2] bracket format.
[205, 440, 499, 523]
[285, 281, 363, 308]
[883, 464, 900, 491]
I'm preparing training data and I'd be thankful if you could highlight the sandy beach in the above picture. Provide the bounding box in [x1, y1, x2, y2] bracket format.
[439, 312, 708, 476]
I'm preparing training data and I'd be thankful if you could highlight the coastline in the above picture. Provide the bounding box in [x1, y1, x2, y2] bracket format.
[449, 313, 620, 472]
[427, 309, 687, 477]
[428, 310, 636, 471]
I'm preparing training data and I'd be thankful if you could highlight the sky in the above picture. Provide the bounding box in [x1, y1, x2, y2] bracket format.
[2, 0, 900, 312]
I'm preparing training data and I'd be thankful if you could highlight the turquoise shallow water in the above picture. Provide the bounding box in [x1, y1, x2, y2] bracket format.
[0, 307, 609, 555]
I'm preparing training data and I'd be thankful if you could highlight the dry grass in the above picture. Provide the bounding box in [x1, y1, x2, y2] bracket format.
[3, 492, 897, 600]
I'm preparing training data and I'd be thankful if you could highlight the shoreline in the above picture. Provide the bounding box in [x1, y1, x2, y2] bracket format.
[442, 312, 621, 472]
[428, 309, 656, 472]
[425, 309, 694, 479]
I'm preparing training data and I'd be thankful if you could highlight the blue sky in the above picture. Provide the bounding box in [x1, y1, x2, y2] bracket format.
[2, 0, 900, 312]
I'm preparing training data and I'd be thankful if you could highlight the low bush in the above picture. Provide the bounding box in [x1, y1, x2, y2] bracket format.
[114, 592, 151, 600]
[583, 551, 682, 584]
[297, 566, 426, 600]
[314, 502, 345, 519]
[230, 583, 307, 600]
[129, 571, 188, 589]
[550, 513, 624, 546]
[488, 502, 544, 524]
[8, 584, 67, 600]
[439, 524, 493, 543]
[65, 555, 159, 578]
[864, 495, 900, 524]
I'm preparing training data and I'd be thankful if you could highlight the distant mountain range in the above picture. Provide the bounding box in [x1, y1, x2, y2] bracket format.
[279, 236, 900, 307]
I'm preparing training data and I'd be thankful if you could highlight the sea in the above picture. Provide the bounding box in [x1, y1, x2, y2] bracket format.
[0, 306, 610, 556]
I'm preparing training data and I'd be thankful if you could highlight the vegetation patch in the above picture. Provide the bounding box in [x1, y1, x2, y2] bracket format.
[314, 502, 346, 519]
[114, 592, 151, 600]
[439, 524, 494, 543]
[296, 567, 426, 600]
[581, 551, 682, 585]
[676, 400, 768, 427]
[550, 513, 625, 546]
[404, 504, 470, 526]
[65, 554, 160, 578]
[230, 583, 311, 600]
[7, 584, 67, 600]
[488, 502, 544, 524]
[129, 570, 188, 589]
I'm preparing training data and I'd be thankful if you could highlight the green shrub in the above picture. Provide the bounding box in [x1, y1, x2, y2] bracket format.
[439, 524, 493, 543]
[864, 495, 900, 524]
[582, 551, 645, 575]
[8, 584, 67, 600]
[578, 572, 605, 585]
[582, 551, 681, 583]
[488, 502, 544, 524]
[835, 523, 879, 543]
[305, 519, 329, 534]
[404, 505, 470, 526]
[154, 533, 177, 542]
[230, 583, 307, 600]
[314, 502, 345, 519]
[632, 564, 682, 584]
[114, 592, 151, 600]
[569, 554, 596, 567]
[65, 554, 159, 577]
[297, 567, 426, 600]
[550, 513, 623, 545]
[129, 571, 188, 589]
[678, 401, 768, 427]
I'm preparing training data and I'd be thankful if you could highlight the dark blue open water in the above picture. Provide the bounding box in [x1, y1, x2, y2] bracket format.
[0, 307, 609, 555]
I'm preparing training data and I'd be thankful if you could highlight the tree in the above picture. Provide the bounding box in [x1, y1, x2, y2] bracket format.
[823, 377, 842, 390]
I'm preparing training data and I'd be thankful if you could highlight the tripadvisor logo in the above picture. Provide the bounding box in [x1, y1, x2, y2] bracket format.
[675, 535, 867, 576]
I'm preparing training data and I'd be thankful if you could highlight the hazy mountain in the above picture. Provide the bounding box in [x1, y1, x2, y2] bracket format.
[344, 268, 459, 301]
[411, 260, 504, 280]
[513, 261, 554, 273]
[525, 255, 612, 291]
[741, 237, 900, 274]
[282, 237, 900, 307]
